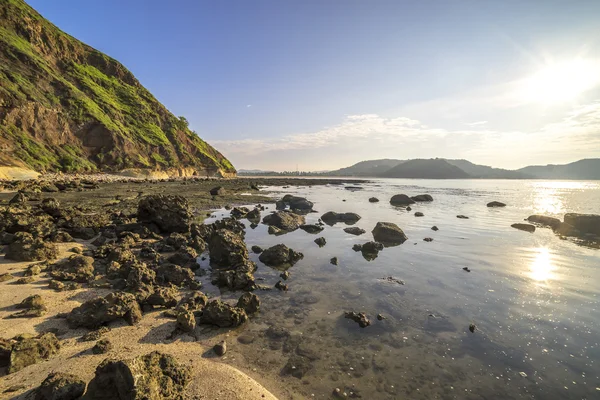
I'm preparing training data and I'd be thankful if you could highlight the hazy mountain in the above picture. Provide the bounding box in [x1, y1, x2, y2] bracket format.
[0, 0, 234, 176]
[380, 159, 471, 179]
[517, 159, 600, 180]
[446, 159, 530, 179]
[327, 159, 404, 176]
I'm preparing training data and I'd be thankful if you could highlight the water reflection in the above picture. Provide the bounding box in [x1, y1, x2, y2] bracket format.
[532, 189, 564, 214]
[529, 247, 555, 282]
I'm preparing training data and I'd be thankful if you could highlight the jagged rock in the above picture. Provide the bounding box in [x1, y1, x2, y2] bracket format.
[268, 225, 283, 235]
[36, 372, 86, 400]
[49, 255, 94, 282]
[5, 232, 58, 261]
[527, 215, 561, 229]
[411, 194, 433, 202]
[208, 229, 248, 266]
[511, 223, 536, 233]
[145, 287, 178, 308]
[343, 227, 365, 235]
[81, 327, 110, 342]
[67, 292, 142, 329]
[423, 237, 434, 242]
[176, 291, 208, 313]
[320, 211, 361, 225]
[230, 207, 249, 219]
[251, 245, 263, 254]
[92, 339, 112, 354]
[281, 195, 314, 212]
[211, 260, 256, 290]
[16, 276, 35, 284]
[352, 244, 363, 252]
[330, 257, 338, 265]
[176, 310, 196, 332]
[314, 237, 326, 247]
[262, 211, 305, 231]
[361, 241, 384, 261]
[167, 247, 198, 266]
[299, 224, 324, 234]
[213, 341, 227, 356]
[487, 201, 506, 207]
[210, 186, 226, 196]
[275, 280, 288, 291]
[16, 294, 45, 310]
[0, 273, 14, 282]
[236, 292, 260, 314]
[50, 231, 75, 243]
[371, 222, 408, 245]
[5, 333, 60, 374]
[280, 271, 290, 280]
[563, 213, 600, 235]
[9, 192, 28, 204]
[390, 194, 415, 206]
[199, 300, 248, 327]
[155, 263, 194, 287]
[259, 244, 303, 267]
[86, 352, 191, 400]
[344, 311, 371, 328]
[137, 195, 192, 233]
[24, 264, 43, 276]
[368, 197, 379, 203]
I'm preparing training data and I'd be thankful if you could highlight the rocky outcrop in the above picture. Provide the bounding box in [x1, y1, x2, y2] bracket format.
[280, 195, 314, 212]
[5, 232, 58, 261]
[390, 194, 415, 206]
[511, 223, 536, 233]
[137, 195, 192, 233]
[411, 194, 433, 202]
[371, 222, 408, 245]
[86, 352, 191, 400]
[563, 213, 600, 235]
[236, 292, 260, 315]
[36, 372, 86, 400]
[320, 211, 361, 225]
[1, 333, 60, 374]
[258, 244, 304, 267]
[199, 300, 248, 327]
[526, 215, 562, 229]
[262, 211, 305, 232]
[67, 292, 142, 329]
[49, 255, 95, 282]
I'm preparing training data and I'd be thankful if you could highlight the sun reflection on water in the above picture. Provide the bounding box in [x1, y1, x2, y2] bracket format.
[532, 189, 564, 214]
[529, 248, 555, 282]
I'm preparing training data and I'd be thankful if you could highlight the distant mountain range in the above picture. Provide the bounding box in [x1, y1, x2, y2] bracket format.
[324, 158, 600, 179]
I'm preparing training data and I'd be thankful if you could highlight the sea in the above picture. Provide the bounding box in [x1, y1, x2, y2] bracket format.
[200, 179, 600, 400]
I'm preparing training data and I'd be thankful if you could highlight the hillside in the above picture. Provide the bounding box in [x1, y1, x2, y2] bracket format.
[0, 0, 235, 176]
[517, 159, 600, 180]
[327, 159, 404, 176]
[380, 159, 471, 179]
[446, 159, 529, 179]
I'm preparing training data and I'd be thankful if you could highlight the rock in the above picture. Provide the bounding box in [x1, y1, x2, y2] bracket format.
[410, 194, 433, 202]
[469, 323, 476, 333]
[17, 294, 45, 310]
[377, 314, 386, 321]
[145, 287, 178, 308]
[379, 276, 404, 285]
[251, 245, 263, 254]
[511, 223, 536, 233]
[211, 260, 256, 290]
[245, 207, 261, 221]
[176, 291, 208, 313]
[268, 225, 283, 235]
[352, 244, 363, 251]
[456, 215, 469, 219]
[67, 292, 142, 329]
[527, 215, 561, 229]
[155, 263, 194, 287]
[321, 211, 361, 225]
[167, 247, 198, 266]
[282, 196, 314, 212]
[49, 280, 65, 291]
[463, 267, 471, 272]
[299, 224, 324, 234]
[208, 229, 248, 266]
[343, 227, 365, 235]
[423, 237, 433, 242]
[9, 192, 28, 204]
[280, 271, 290, 280]
[36, 372, 86, 400]
[368, 197, 379, 203]
[213, 341, 227, 356]
[230, 207, 249, 219]
[16, 276, 35, 284]
[262, 211, 305, 231]
[361, 241, 384, 260]
[390, 194, 415, 206]
[406, 206, 412, 211]
[176, 310, 196, 332]
[49, 255, 94, 282]
[431, 226, 439, 231]
[0, 273, 14, 282]
[371, 222, 408, 245]
[563, 213, 600, 235]
[6, 333, 61, 374]
[92, 339, 112, 354]
[81, 327, 110, 342]
[5, 232, 58, 261]
[345, 186, 363, 191]
[314, 237, 326, 247]
[282, 355, 312, 378]
[236, 292, 260, 314]
[259, 244, 303, 267]
[6, 308, 46, 319]
[330, 257, 338, 265]
[414, 212, 424, 217]
[210, 186, 226, 196]
[487, 201, 506, 207]
[137, 195, 192, 233]
[275, 281, 288, 291]
[199, 300, 248, 327]
[86, 352, 191, 400]
[344, 311, 371, 328]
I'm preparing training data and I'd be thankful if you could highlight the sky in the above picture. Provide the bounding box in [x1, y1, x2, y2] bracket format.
[28, 0, 600, 171]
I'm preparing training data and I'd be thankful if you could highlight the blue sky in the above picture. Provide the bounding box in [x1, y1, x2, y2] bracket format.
[29, 0, 600, 171]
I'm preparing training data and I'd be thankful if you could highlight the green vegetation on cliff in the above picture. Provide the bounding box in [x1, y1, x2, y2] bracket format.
[0, 0, 235, 175]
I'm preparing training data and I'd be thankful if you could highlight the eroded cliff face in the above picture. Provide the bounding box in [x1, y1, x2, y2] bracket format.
[0, 0, 235, 176]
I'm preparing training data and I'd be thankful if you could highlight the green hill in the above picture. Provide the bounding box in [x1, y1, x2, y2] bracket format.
[0, 0, 235, 176]
[380, 158, 471, 179]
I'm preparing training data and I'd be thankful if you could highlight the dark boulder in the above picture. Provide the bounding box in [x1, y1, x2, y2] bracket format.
[343, 227, 365, 236]
[410, 194, 433, 202]
[511, 223, 536, 233]
[210, 186, 226, 196]
[361, 241, 384, 261]
[86, 352, 191, 400]
[527, 215, 561, 229]
[5, 232, 58, 262]
[199, 300, 248, 327]
[49, 255, 94, 283]
[4, 333, 60, 374]
[281, 195, 314, 212]
[208, 229, 248, 266]
[487, 201, 506, 207]
[259, 244, 304, 267]
[67, 292, 142, 329]
[236, 292, 260, 315]
[176, 310, 196, 332]
[368, 197, 379, 203]
[92, 339, 113, 355]
[314, 237, 326, 247]
[250, 245, 263, 254]
[137, 195, 192, 233]
[390, 194, 415, 206]
[414, 212, 424, 217]
[320, 211, 361, 226]
[563, 213, 600, 235]
[211, 260, 256, 290]
[299, 224, 324, 234]
[371, 222, 408, 245]
[36, 372, 86, 400]
[155, 263, 195, 287]
[262, 211, 305, 232]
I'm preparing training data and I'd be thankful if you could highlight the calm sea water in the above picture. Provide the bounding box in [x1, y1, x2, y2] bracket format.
[201, 179, 600, 400]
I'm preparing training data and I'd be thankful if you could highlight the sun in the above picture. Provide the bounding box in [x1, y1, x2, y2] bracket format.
[519, 59, 600, 104]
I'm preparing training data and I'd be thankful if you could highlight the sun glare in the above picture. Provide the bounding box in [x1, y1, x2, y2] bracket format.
[529, 248, 555, 282]
[520, 59, 600, 104]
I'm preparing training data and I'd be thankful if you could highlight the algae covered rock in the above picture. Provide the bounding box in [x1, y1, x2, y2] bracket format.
[199, 300, 248, 327]
[371, 222, 408, 245]
[67, 292, 142, 329]
[36, 372, 86, 400]
[4, 333, 61, 374]
[5, 232, 58, 262]
[259, 244, 303, 267]
[262, 211, 305, 232]
[137, 195, 192, 233]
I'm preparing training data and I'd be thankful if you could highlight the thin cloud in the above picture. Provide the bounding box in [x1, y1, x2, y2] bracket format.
[465, 121, 488, 126]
